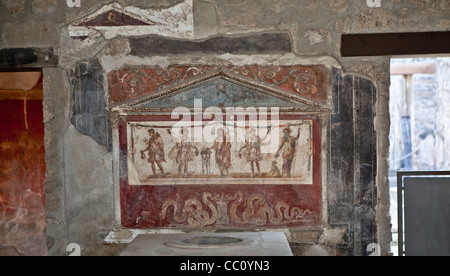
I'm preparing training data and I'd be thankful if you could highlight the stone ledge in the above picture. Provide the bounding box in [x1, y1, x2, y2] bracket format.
[319, 228, 348, 245]
[290, 230, 323, 243]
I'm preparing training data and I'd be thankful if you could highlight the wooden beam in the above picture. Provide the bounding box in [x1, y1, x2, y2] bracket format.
[390, 62, 436, 75]
[341, 32, 450, 57]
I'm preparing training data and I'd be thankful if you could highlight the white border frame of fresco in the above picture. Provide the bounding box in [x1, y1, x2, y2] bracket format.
[126, 119, 315, 186]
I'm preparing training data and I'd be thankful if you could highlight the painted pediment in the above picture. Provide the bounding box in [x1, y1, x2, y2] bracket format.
[117, 73, 331, 114]
[109, 65, 331, 107]
[73, 9, 156, 27]
[68, 1, 193, 40]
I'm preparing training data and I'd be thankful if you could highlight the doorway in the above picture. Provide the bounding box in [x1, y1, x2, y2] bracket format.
[0, 71, 46, 256]
[389, 57, 450, 255]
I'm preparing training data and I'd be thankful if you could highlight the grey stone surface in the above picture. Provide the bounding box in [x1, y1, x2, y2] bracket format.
[1, 0, 25, 17]
[193, 0, 219, 38]
[43, 68, 71, 256]
[64, 125, 114, 256]
[2, 22, 59, 49]
[32, 0, 57, 15]
[303, 245, 330, 257]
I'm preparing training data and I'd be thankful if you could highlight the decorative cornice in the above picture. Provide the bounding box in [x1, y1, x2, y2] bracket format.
[109, 65, 331, 110]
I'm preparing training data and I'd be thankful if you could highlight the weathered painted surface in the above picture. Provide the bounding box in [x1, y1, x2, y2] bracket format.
[108, 65, 329, 105]
[125, 118, 315, 185]
[120, 185, 321, 229]
[0, 95, 46, 256]
[328, 68, 377, 256]
[68, 1, 194, 40]
[70, 60, 112, 151]
[111, 65, 328, 230]
[119, 116, 322, 229]
[129, 33, 292, 56]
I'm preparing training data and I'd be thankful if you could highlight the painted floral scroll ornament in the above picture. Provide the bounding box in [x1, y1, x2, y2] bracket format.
[120, 72, 147, 95]
[257, 66, 289, 86]
[230, 66, 288, 87]
[110, 65, 328, 105]
[291, 68, 318, 94]
[229, 66, 319, 95]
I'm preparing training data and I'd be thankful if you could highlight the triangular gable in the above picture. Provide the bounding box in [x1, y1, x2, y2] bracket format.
[68, 1, 194, 40]
[70, 3, 157, 28]
[74, 10, 156, 27]
[118, 74, 331, 114]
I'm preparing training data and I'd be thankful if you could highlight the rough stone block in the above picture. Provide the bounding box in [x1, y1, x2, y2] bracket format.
[193, 0, 219, 38]
[2, 23, 59, 49]
[1, 0, 25, 16]
[31, 0, 57, 15]
[291, 230, 322, 243]
[319, 228, 347, 245]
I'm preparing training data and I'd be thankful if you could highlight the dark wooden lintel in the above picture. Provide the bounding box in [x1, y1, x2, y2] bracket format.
[341, 32, 450, 57]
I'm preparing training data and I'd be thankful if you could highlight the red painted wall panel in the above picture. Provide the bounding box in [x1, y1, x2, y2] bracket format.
[0, 99, 46, 256]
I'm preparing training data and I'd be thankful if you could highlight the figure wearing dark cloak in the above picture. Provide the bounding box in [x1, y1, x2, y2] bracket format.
[210, 128, 232, 177]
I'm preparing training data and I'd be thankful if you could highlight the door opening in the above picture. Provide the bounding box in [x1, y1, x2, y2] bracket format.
[389, 57, 450, 255]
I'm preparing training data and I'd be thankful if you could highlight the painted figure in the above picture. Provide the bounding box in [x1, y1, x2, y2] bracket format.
[200, 147, 212, 176]
[239, 128, 262, 177]
[169, 128, 199, 177]
[276, 127, 301, 177]
[210, 128, 232, 177]
[140, 129, 165, 177]
[269, 161, 281, 177]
